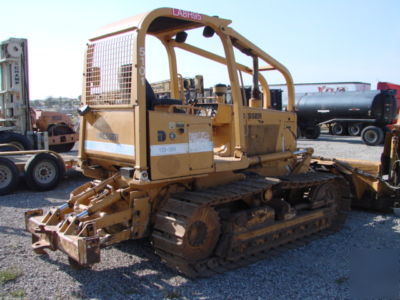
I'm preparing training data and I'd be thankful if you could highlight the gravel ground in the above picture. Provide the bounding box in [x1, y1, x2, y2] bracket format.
[1, 134, 399, 299]
[298, 133, 383, 161]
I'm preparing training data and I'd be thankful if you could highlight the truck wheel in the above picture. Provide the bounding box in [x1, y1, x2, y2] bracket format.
[348, 124, 361, 136]
[304, 126, 320, 139]
[24, 153, 65, 191]
[0, 132, 33, 150]
[361, 126, 384, 146]
[332, 124, 345, 135]
[0, 157, 19, 195]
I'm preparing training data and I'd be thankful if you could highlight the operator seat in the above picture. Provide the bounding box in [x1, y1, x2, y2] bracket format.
[145, 80, 182, 110]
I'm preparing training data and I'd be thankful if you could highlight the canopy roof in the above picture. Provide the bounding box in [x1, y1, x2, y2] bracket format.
[90, 7, 232, 41]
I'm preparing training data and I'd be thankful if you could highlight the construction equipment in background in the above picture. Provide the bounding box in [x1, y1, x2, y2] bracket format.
[0, 38, 78, 152]
[31, 109, 77, 152]
[151, 76, 283, 110]
[151, 75, 204, 101]
[25, 8, 400, 277]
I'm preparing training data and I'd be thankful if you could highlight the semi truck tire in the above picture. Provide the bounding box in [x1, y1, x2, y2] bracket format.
[332, 123, 345, 135]
[348, 124, 362, 136]
[361, 126, 384, 146]
[304, 125, 320, 139]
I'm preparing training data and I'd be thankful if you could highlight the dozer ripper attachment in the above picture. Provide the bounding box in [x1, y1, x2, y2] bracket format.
[25, 175, 146, 267]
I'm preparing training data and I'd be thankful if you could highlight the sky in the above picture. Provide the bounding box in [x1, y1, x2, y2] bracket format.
[1, 0, 399, 100]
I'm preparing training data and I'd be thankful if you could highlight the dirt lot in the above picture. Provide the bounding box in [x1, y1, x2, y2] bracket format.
[0, 134, 398, 299]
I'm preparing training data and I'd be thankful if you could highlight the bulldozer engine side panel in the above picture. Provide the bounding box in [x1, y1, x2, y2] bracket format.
[243, 107, 297, 156]
[149, 110, 213, 180]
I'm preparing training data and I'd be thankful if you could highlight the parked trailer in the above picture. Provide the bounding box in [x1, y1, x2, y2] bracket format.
[0, 149, 78, 195]
[297, 90, 397, 145]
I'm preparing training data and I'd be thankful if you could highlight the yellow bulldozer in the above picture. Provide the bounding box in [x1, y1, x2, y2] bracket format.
[25, 8, 400, 277]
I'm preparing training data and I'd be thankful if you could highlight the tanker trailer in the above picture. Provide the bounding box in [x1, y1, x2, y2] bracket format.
[297, 90, 397, 145]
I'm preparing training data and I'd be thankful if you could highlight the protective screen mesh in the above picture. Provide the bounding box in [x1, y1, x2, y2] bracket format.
[85, 33, 134, 105]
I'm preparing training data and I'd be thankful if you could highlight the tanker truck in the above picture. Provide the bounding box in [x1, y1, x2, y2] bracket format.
[297, 89, 397, 145]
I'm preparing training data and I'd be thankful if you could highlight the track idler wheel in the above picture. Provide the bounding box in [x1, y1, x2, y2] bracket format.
[153, 204, 221, 263]
[310, 178, 350, 231]
[183, 207, 220, 261]
[176, 206, 221, 261]
[309, 181, 338, 208]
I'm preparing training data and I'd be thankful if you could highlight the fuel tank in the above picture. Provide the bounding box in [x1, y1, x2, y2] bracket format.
[296, 90, 397, 124]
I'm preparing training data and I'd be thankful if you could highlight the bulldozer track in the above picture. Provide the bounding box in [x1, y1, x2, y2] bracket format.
[152, 172, 350, 278]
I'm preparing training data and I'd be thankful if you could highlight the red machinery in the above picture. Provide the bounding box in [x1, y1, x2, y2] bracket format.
[378, 82, 400, 104]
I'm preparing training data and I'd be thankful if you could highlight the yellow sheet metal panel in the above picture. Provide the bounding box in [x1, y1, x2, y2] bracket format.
[188, 123, 214, 171]
[338, 158, 381, 176]
[149, 111, 214, 180]
[83, 110, 135, 162]
[244, 107, 297, 155]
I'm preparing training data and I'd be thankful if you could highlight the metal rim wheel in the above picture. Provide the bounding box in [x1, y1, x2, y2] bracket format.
[24, 153, 64, 191]
[331, 124, 344, 135]
[348, 124, 361, 136]
[361, 126, 383, 146]
[33, 159, 57, 184]
[0, 157, 19, 195]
